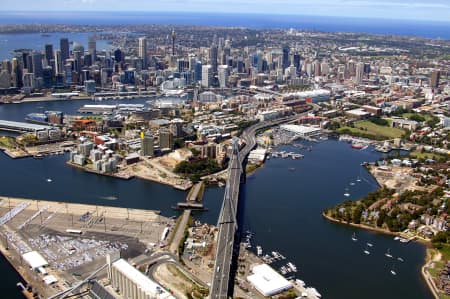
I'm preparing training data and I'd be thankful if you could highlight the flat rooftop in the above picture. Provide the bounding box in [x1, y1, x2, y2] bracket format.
[0, 119, 53, 131]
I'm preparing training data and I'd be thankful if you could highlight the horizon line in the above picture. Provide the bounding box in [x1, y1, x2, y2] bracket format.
[0, 10, 450, 24]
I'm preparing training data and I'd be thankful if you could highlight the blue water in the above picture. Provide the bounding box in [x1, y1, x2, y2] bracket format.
[0, 32, 113, 60]
[0, 11, 449, 40]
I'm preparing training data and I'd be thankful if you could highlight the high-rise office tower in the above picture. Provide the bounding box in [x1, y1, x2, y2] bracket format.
[195, 61, 202, 82]
[201, 65, 212, 88]
[88, 36, 96, 61]
[282, 45, 290, 70]
[218, 65, 229, 88]
[138, 37, 148, 69]
[114, 49, 123, 63]
[11, 57, 20, 87]
[293, 53, 301, 74]
[31, 52, 43, 78]
[60, 38, 70, 62]
[54, 50, 63, 75]
[44, 44, 53, 65]
[314, 60, 321, 77]
[210, 44, 218, 73]
[354, 62, 364, 85]
[431, 70, 440, 88]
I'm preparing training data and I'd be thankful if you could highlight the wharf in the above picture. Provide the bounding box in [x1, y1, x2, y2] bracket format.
[0, 196, 174, 298]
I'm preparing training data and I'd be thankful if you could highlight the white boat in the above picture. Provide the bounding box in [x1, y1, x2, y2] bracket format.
[46, 178, 52, 182]
[397, 257, 404, 262]
[287, 262, 297, 272]
[385, 248, 393, 258]
[363, 245, 370, 255]
[344, 193, 350, 197]
[350, 182, 355, 186]
[356, 177, 362, 182]
[394, 236, 400, 241]
[256, 246, 262, 256]
[352, 232, 358, 242]
[390, 264, 397, 276]
[367, 242, 373, 247]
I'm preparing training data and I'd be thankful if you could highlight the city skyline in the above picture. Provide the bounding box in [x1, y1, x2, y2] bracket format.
[1, 0, 450, 22]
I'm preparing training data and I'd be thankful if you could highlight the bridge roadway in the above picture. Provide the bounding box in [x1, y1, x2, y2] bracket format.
[209, 115, 299, 299]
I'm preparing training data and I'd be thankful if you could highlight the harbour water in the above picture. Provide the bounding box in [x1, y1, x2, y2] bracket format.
[0, 98, 433, 298]
[0, 32, 113, 60]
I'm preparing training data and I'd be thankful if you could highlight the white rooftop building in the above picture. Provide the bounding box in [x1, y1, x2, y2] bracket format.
[280, 124, 321, 137]
[247, 263, 293, 296]
[22, 251, 48, 269]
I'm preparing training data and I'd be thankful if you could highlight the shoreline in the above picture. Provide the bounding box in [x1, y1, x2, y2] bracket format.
[66, 161, 192, 190]
[322, 212, 400, 237]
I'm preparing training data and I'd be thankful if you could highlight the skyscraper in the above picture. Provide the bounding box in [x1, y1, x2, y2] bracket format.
[54, 50, 63, 75]
[282, 45, 290, 70]
[354, 62, 364, 85]
[218, 65, 229, 88]
[201, 65, 212, 88]
[210, 44, 218, 73]
[431, 70, 440, 88]
[171, 30, 176, 56]
[44, 44, 53, 65]
[138, 37, 148, 69]
[114, 49, 123, 63]
[88, 36, 96, 61]
[60, 38, 70, 62]
[195, 61, 202, 82]
[31, 52, 43, 78]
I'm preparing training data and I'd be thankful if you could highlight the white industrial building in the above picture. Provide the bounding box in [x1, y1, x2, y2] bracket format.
[280, 124, 321, 137]
[109, 258, 175, 299]
[247, 263, 293, 296]
[22, 251, 48, 270]
[248, 148, 267, 163]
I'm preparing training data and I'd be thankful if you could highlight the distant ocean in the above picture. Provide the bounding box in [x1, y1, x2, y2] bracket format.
[0, 11, 450, 40]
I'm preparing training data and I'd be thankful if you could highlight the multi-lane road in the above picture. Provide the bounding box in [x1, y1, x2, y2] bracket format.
[209, 115, 300, 299]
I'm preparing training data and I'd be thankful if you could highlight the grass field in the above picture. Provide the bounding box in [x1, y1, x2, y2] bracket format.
[337, 120, 405, 140]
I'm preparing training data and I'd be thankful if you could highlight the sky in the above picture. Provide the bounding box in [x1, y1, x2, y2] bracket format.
[1, 0, 450, 22]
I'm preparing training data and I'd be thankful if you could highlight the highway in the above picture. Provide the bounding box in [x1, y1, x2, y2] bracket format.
[209, 114, 300, 299]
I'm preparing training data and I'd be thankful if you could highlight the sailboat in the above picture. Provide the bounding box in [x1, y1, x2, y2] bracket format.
[390, 264, 397, 275]
[363, 244, 370, 255]
[385, 248, 393, 258]
[352, 232, 358, 242]
[356, 176, 362, 182]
